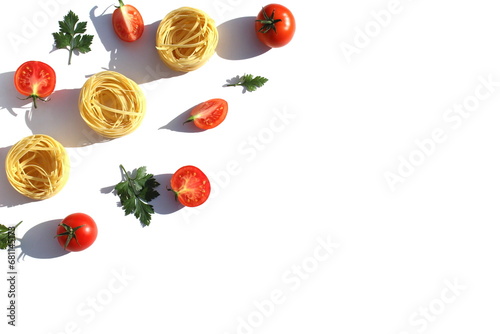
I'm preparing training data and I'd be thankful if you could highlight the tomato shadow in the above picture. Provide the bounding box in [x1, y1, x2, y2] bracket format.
[0, 145, 37, 208]
[151, 173, 184, 215]
[0, 71, 32, 116]
[24, 88, 110, 147]
[89, 6, 185, 85]
[159, 104, 206, 133]
[216, 16, 271, 60]
[17, 219, 69, 260]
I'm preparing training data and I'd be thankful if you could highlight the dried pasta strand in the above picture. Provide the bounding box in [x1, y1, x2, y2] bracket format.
[79, 71, 146, 138]
[156, 7, 218, 72]
[5, 134, 70, 200]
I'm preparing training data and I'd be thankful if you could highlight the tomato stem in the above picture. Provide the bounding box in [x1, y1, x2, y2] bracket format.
[117, 0, 125, 8]
[17, 95, 50, 109]
[183, 116, 195, 125]
[166, 187, 179, 201]
[55, 223, 85, 250]
[256, 8, 282, 34]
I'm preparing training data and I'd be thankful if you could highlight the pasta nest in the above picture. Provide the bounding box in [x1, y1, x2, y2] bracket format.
[5, 134, 70, 200]
[79, 71, 146, 138]
[156, 7, 219, 72]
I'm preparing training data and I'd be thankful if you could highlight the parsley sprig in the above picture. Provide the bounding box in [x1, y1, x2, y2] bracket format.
[225, 74, 268, 92]
[52, 10, 94, 65]
[114, 165, 160, 226]
[0, 222, 22, 250]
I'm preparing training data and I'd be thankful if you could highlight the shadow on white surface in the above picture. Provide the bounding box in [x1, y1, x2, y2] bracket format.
[17, 219, 70, 260]
[223, 74, 252, 93]
[0, 145, 37, 208]
[89, 6, 185, 85]
[24, 88, 111, 148]
[151, 173, 184, 215]
[0, 71, 32, 116]
[216, 16, 271, 60]
[160, 104, 206, 132]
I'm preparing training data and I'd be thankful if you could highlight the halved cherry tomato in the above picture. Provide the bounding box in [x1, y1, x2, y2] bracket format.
[112, 0, 144, 42]
[255, 4, 296, 48]
[168, 166, 211, 207]
[55, 213, 98, 252]
[14, 61, 56, 109]
[184, 98, 228, 130]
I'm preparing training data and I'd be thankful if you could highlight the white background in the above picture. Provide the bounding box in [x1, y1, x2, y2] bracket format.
[1, 0, 500, 333]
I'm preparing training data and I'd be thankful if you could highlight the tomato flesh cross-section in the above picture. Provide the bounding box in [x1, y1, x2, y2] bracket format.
[112, 1, 144, 42]
[185, 98, 228, 130]
[169, 166, 211, 207]
[14, 61, 56, 108]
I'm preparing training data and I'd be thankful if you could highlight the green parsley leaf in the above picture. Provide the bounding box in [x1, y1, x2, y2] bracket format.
[74, 21, 87, 34]
[114, 165, 160, 226]
[53, 32, 71, 49]
[0, 222, 22, 250]
[225, 74, 269, 92]
[52, 10, 94, 65]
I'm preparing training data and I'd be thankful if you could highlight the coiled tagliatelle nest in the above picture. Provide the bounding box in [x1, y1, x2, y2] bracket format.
[156, 7, 219, 72]
[5, 134, 70, 200]
[79, 71, 146, 138]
